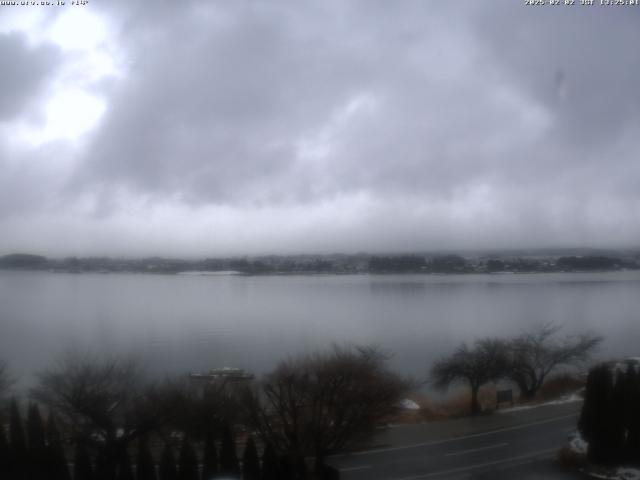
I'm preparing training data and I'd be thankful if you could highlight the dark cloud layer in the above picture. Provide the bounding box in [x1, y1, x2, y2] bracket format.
[477, 3, 640, 144]
[81, 2, 640, 199]
[1, 1, 640, 255]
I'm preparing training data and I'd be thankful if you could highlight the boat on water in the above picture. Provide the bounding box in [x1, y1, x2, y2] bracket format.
[189, 367, 254, 381]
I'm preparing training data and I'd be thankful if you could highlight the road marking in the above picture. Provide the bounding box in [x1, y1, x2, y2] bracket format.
[333, 413, 577, 457]
[340, 465, 372, 472]
[444, 442, 508, 457]
[389, 447, 556, 480]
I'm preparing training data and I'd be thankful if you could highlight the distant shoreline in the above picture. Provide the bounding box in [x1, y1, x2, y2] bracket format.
[1, 267, 638, 277]
[1, 251, 638, 276]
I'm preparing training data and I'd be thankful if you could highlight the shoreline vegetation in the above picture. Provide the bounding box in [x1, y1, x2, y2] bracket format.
[397, 374, 585, 425]
[0, 346, 407, 479]
[0, 339, 596, 479]
[0, 340, 595, 478]
[1, 248, 639, 275]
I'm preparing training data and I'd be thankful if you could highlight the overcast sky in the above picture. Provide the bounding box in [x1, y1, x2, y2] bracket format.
[1, 0, 639, 257]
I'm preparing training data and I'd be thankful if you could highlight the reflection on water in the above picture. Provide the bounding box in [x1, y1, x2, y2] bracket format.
[0, 270, 638, 388]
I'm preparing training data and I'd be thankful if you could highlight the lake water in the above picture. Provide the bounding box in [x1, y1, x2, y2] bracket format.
[1, 270, 639, 388]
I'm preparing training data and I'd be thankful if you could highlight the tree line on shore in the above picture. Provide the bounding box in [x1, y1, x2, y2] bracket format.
[0, 252, 637, 275]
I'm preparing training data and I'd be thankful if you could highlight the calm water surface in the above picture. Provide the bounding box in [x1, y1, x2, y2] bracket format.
[1, 270, 639, 387]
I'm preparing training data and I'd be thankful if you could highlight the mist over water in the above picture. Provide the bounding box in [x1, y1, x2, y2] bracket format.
[1, 270, 638, 389]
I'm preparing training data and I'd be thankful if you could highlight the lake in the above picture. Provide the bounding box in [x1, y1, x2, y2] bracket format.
[1, 270, 639, 389]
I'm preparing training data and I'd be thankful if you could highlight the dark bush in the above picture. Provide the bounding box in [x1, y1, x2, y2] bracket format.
[116, 453, 135, 480]
[201, 432, 218, 480]
[10, 399, 28, 480]
[625, 365, 640, 462]
[0, 425, 10, 478]
[178, 438, 198, 480]
[579, 361, 640, 465]
[74, 442, 94, 480]
[136, 437, 156, 480]
[159, 445, 178, 480]
[260, 443, 279, 480]
[27, 403, 47, 479]
[219, 425, 239, 476]
[47, 412, 71, 480]
[241, 435, 260, 480]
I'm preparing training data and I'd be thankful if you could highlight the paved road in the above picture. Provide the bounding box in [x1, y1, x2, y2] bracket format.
[329, 403, 588, 479]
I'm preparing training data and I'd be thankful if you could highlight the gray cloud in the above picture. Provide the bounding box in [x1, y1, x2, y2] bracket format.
[475, 3, 640, 146]
[80, 2, 640, 201]
[0, 32, 59, 120]
[78, 1, 377, 204]
[2, 1, 640, 254]
[0, 32, 61, 220]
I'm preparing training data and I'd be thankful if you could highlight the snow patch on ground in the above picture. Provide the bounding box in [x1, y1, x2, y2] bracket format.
[587, 468, 640, 480]
[497, 392, 582, 413]
[611, 357, 640, 375]
[568, 431, 588, 455]
[398, 398, 421, 410]
[618, 469, 640, 480]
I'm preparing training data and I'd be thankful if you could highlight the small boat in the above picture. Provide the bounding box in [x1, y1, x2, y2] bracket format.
[189, 367, 254, 381]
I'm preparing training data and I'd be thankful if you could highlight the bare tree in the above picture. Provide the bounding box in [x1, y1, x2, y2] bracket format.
[243, 345, 410, 471]
[0, 361, 14, 426]
[431, 338, 509, 415]
[31, 352, 161, 478]
[506, 323, 602, 400]
[148, 375, 245, 441]
[0, 361, 12, 401]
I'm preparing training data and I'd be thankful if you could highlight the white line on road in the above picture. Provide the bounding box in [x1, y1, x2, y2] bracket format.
[340, 465, 372, 472]
[389, 447, 556, 480]
[443, 442, 508, 457]
[334, 413, 577, 457]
